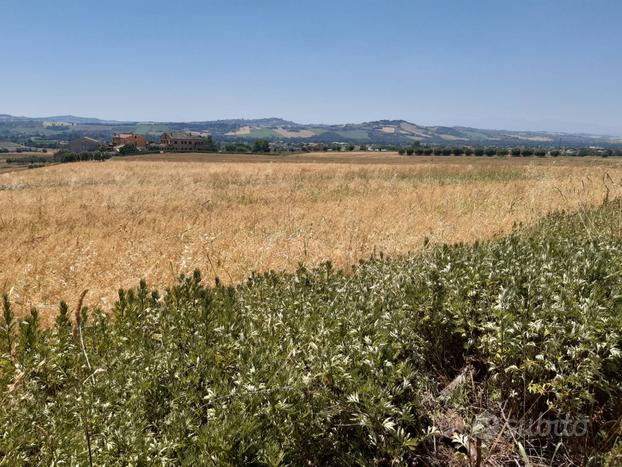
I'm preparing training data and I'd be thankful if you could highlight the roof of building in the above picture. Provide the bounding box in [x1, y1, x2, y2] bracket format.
[162, 132, 205, 140]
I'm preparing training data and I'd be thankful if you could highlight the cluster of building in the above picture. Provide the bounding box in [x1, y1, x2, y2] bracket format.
[68, 132, 209, 153]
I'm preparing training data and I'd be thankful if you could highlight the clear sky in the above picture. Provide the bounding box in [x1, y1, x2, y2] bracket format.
[2, 0, 621, 134]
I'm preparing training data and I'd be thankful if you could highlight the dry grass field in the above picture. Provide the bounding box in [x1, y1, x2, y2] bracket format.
[1, 152, 621, 322]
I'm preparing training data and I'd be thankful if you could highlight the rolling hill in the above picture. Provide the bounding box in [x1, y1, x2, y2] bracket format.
[1, 114, 620, 147]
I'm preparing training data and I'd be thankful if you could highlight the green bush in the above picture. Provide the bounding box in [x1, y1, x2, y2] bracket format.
[252, 139, 271, 153]
[53, 151, 112, 163]
[1, 201, 621, 464]
[119, 144, 139, 155]
[6, 156, 51, 164]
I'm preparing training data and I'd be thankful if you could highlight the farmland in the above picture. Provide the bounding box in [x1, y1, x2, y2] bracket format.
[1, 172, 621, 463]
[1, 153, 621, 324]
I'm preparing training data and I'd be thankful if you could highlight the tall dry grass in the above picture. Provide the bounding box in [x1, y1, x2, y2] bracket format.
[1, 154, 621, 322]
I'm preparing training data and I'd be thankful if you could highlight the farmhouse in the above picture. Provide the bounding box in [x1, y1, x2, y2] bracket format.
[112, 133, 147, 148]
[160, 132, 206, 151]
[68, 136, 101, 153]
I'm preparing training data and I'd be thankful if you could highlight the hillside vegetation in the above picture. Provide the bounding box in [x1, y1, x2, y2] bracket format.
[1, 200, 621, 465]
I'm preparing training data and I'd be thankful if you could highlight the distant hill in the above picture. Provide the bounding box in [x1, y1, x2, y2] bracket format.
[0, 114, 620, 147]
[0, 114, 126, 125]
[39, 115, 128, 125]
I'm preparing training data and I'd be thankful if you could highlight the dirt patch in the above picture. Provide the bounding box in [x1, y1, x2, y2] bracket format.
[274, 128, 316, 138]
[225, 126, 252, 136]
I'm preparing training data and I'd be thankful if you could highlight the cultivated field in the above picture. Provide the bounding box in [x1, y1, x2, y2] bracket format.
[1, 152, 621, 321]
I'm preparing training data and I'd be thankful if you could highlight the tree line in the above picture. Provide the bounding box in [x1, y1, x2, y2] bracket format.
[397, 146, 621, 157]
[6, 151, 112, 165]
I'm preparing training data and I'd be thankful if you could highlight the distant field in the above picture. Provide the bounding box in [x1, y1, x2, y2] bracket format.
[1, 152, 621, 321]
[0, 151, 56, 174]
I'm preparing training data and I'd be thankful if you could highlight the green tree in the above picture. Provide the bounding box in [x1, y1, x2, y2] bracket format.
[203, 136, 218, 152]
[119, 144, 139, 155]
[252, 139, 271, 153]
[474, 148, 485, 157]
[521, 148, 534, 157]
[510, 148, 522, 157]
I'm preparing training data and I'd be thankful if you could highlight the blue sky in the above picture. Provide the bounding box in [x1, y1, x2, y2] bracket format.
[2, 0, 621, 134]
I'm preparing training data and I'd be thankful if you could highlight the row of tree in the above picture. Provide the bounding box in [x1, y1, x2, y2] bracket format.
[6, 151, 112, 165]
[216, 139, 271, 153]
[53, 151, 112, 162]
[398, 146, 621, 157]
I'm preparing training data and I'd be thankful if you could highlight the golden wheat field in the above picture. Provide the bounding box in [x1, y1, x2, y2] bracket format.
[1, 152, 621, 322]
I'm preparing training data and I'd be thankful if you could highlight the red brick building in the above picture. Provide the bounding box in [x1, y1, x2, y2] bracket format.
[112, 133, 147, 148]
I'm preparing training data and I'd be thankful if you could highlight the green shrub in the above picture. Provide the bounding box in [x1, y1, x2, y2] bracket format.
[53, 151, 111, 163]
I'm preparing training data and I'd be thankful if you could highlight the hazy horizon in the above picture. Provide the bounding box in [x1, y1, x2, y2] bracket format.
[3, 0, 621, 136]
[5, 112, 622, 138]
